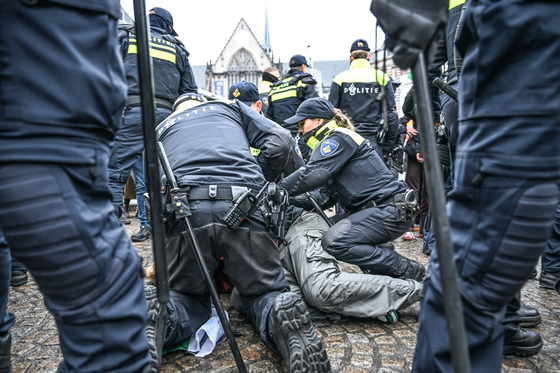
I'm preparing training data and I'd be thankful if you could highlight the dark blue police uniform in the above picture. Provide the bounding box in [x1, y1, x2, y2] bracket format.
[155, 100, 294, 349]
[0, 1, 150, 372]
[108, 12, 198, 227]
[280, 114, 425, 281]
[412, 0, 560, 371]
[541, 202, 560, 287]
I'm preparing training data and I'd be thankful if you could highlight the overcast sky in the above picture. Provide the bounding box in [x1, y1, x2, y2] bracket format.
[120, 0, 384, 67]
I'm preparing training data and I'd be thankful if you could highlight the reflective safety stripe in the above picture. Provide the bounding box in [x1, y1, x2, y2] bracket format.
[306, 121, 338, 151]
[449, 0, 466, 9]
[332, 60, 390, 86]
[250, 147, 261, 156]
[334, 127, 364, 146]
[269, 86, 297, 102]
[127, 44, 176, 63]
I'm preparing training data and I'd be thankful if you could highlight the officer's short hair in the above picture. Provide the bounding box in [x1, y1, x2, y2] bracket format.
[351, 50, 370, 60]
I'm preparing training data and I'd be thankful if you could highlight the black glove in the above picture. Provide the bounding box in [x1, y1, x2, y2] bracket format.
[370, 0, 448, 69]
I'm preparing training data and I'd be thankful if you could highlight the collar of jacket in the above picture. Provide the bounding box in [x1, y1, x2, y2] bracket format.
[306, 120, 338, 151]
[259, 81, 273, 93]
[350, 59, 371, 70]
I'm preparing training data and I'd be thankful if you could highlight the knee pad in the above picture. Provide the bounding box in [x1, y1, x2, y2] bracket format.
[321, 219, 351, 251]
[479, 182, 558, 310]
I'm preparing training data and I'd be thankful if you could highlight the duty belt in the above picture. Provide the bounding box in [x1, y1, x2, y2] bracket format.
[127, 95, 173, 111]
[353, 190, 420, 222]
[185, 185, 249, 200]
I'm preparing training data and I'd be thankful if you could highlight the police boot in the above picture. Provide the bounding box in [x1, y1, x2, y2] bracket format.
[396, 257, 426, 282]
[10, 270, 28, 287]
[503, 328, 543, 357]
[0, 332, 11, 373]
[519, 305, 541, 328]
[145, 285, 168, 373]
[268, 292, 331, 373]
[539, 271, 560, 289]
[132, 226, 152, 242]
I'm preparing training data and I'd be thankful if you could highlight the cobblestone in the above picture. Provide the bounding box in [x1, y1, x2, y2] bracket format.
[7, 217, 560, 372]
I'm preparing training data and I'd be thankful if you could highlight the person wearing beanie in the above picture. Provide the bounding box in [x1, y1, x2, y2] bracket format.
[267, 54, 319, 160]
[329, 39, 399, 161]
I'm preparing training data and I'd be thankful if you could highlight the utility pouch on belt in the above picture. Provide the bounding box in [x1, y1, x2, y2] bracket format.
[394, 189, 420, 222]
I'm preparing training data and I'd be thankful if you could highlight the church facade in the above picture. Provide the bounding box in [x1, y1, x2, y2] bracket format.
[204, 18, 280, 98]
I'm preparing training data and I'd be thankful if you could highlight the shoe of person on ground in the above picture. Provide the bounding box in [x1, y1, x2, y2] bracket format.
[268, 292, 331, 373]
[145, 285, 167, 373]
[503, 327, 543, 357]
[518, 304, 541, 328]
[376, 310, 399, 324]
[402, 232, 414, 241]
[539, 271, 560, 289]
[132, 226, 152, 242]
[10, 270, 28, 287]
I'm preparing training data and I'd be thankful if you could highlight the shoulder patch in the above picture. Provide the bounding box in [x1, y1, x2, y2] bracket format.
[320, 139, 339, 156]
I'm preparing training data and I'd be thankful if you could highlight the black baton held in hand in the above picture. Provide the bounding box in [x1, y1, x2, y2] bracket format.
[132, 0, 169, 303]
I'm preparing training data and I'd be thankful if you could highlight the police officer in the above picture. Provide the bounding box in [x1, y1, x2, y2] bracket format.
[0, 229, 13, 372]
[329, 39, 399, 160]
[259, 67, 280, 114]
[279, 98, 426, 282]
[108, 6, 198, 241]
[0, 1, 150, 372]
[145, 94, 331, 373]
[267, 54, 319, 160]
[411, 0, 560, 371]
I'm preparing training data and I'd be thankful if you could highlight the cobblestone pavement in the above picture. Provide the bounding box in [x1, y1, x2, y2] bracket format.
[7, 216, 560, 372]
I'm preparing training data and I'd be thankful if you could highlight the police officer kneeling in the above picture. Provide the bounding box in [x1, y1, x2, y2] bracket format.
[280, 98, 426, 281]
[147, 93, 331, 373]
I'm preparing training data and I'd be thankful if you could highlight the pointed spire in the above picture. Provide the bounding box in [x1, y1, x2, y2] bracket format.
[262, 2, 272, 58]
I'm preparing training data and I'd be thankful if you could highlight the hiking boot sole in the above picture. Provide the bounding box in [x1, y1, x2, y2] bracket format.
[145, 286, 166, 373]
[10, 274, 28, 287]
[273, 293, 331, 373]
[520, 314, 542, 329]
[503, 338, 543, 357]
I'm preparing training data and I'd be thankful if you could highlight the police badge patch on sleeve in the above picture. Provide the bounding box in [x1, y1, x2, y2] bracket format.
[320, 139, 339, 156]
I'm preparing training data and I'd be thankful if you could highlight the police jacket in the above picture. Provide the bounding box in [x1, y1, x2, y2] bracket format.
[156, 101, 292, 189]
[328, 59, 398, 139]
[259, 81, 273, 115]
[120, 26, 198, 106]
[267, 70, 319, 135]
[0, 0, 126, 164]
[280, 121, 407, 210]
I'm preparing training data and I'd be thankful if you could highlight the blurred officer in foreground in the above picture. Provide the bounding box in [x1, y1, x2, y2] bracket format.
[0, 1, 150, 372]
[259, 67, 280, 114]
[108, 6, 197, 241]
[329, 39, 399, 160]
[280, 98, 426, 282]
[541, 202, 560, 290]
[268, 54, 319, 160]
[412, 0, 560, 371]
[145, 93, 331, 372]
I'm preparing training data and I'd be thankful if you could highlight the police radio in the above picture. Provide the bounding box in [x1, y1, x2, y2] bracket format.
[222, 189, 259, 229]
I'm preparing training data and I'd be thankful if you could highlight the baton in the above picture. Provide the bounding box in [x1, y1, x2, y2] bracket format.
[305, 192, 334, 228]
[157, 142, 248, 373]
[132, 0, 169, 303]
[413, 52, 471, 373]
[432, 77, 459, 102]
